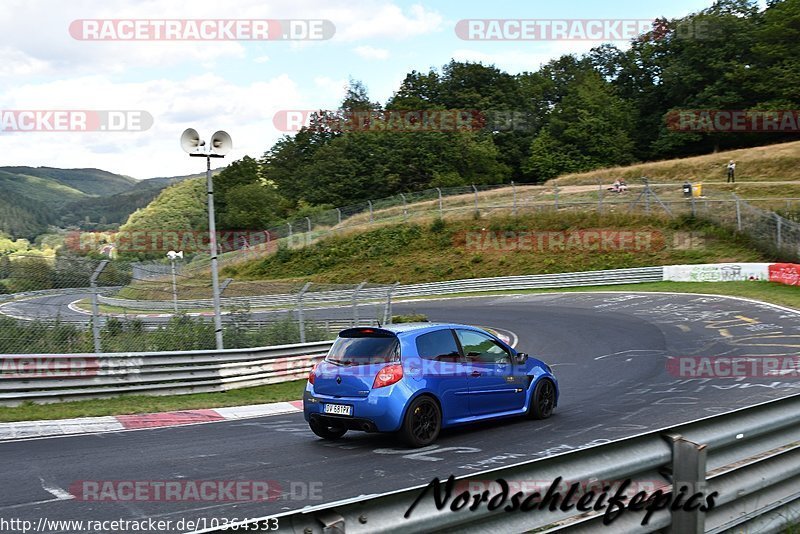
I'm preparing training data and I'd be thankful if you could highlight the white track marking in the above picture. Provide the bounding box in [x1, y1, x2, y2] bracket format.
[39, 478, 74, 500]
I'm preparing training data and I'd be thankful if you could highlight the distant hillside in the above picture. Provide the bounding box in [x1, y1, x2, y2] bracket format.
[0, 166, 213, 239]
[0, 166, 137, 196]
[0, 186, 55, 238]
[56, 171, 209, 230]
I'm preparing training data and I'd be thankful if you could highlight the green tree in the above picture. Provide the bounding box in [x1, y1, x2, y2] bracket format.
[526, 72, 636, 180]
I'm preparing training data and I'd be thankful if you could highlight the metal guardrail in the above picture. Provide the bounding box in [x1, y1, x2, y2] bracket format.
[97, 267, 665, 311]
[0, 341, 333, 406]
[0, 286, 121, 303]
[212, 393, 800, 534]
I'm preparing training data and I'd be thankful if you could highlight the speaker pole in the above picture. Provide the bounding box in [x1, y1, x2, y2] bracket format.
[206, 154, 224, 350]
[181, 128, 230, 352]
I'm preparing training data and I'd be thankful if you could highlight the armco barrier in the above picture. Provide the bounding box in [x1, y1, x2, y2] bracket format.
[97, 267, 666, 311]
[0, 341, 332, 406]
[96, 262, 800, 312]
[203, 393, 800, 534]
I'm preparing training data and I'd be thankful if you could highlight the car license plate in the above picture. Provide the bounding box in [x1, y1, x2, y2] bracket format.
[324, 404, 352, 416]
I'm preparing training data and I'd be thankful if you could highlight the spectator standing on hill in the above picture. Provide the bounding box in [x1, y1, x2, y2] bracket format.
[727, 160, 736, 183]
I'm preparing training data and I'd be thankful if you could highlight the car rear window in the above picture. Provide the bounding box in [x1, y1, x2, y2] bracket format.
[326, 331, 400, 365]
[415, 329, 461, 362]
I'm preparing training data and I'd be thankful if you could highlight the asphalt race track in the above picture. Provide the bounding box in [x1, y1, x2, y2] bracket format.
[2, 292, 800, 533]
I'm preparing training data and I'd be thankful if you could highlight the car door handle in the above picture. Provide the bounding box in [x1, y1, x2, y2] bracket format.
[471, 371, 482, 377]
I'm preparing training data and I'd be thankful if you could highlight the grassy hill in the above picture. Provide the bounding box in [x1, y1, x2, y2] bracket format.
[553, 141, 800, 185]
[222, 212, 766, 284]
[120, 176, 209, 236]
[115, 168, 224, 242]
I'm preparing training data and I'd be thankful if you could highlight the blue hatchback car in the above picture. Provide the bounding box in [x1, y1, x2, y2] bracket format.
[303, 323, 558, 447]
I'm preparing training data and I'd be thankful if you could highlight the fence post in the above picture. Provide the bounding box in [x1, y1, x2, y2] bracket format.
[776, 213, 783, 250]
[554, 185, 559, 210]
[287, 222, 293, 247]
[472, 184, 479, 217]
[368, 200, 373, 223]
[664, 433, 707, 534]
[305, 217, 312, 246]
[383, 282, 400, 325]
[296, 282, 312, 343]
[511, 181, 517, 216]
[734, 195, 742, 231]
[336, 208, 342, 227]
[220, 278, 233, 295]
[436, 188, 443, 217]
[690, 195, 696, 217]
[400, 194, 408, 221]
[352, 281, 366, 326]
[597, 179, 603, 214]
[170, 257, 179, 313]
[90, 260, 109, 354]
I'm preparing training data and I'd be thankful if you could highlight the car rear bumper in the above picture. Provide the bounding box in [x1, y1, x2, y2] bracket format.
[309, 413, 379, 432]
[303, 383, 412, 432]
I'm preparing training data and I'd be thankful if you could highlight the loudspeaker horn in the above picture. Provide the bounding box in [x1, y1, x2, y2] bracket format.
[180, 128, 204, 154]
[210, 130, 232, 156]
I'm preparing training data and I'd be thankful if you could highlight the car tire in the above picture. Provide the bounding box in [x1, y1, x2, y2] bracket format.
[528, 379, 556, 420]
[400, 396, 442, 448]
[309, 419, 347, 440]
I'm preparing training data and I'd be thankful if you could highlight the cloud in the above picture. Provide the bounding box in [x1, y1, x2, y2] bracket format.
[332, 3, 443, 41]
[313, 76, 348, 98]
[0, 0, 443, 80]
[0, 46, 49, 78]
[0, 73, 312, 178]
[353, 45, 389, 60]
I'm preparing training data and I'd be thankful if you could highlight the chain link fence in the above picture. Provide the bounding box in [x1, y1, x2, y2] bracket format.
[0, 254, 396, 354]
[169, 180, 798, 271]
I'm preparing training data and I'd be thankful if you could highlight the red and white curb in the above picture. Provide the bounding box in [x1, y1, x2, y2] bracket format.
[0, 400, 303, 441]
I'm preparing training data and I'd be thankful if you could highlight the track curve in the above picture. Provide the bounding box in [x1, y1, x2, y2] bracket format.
[1, 292, 799, 532]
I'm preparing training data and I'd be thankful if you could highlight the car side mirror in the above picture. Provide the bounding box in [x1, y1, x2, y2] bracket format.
[515, 352, 528, 364]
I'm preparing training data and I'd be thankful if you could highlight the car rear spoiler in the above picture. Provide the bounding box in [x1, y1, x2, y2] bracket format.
[338, 327, 397, 338]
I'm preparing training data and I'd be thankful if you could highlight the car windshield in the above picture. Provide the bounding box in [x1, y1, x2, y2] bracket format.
[326, 334, 400, 365]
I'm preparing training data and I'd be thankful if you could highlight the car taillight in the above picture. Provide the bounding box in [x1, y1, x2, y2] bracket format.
[372, 363, 403, 389]
[308, 363, 319, 385]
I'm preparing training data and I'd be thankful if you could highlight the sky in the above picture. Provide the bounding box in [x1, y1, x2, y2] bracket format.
[0, 0, 767, 180]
